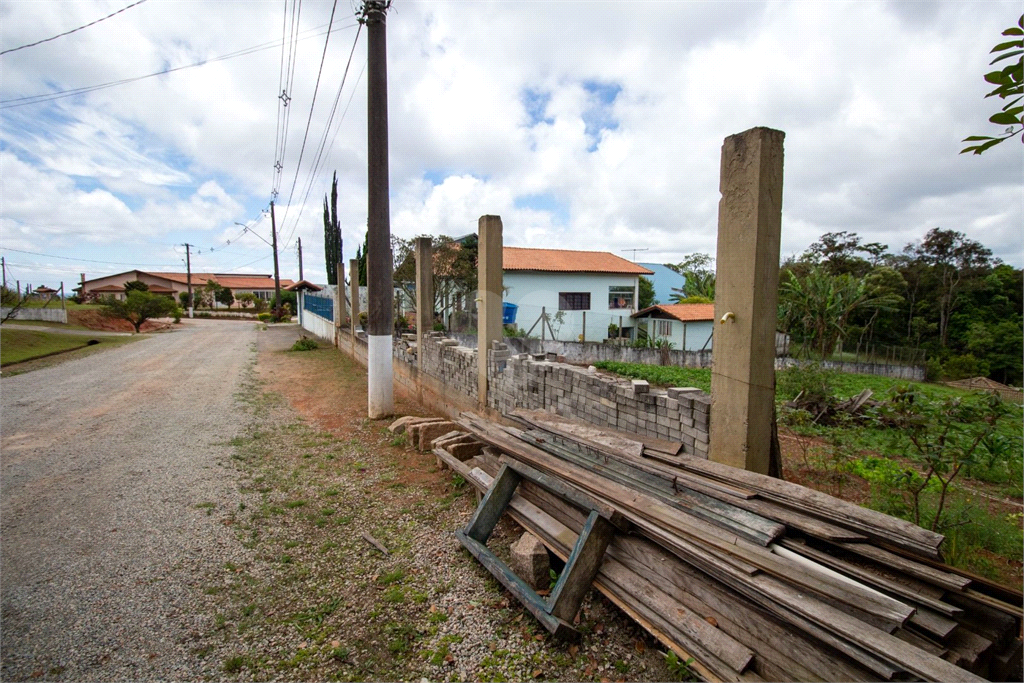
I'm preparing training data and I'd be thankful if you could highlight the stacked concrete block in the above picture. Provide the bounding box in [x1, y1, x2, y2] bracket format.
[391, 332, 713, 458]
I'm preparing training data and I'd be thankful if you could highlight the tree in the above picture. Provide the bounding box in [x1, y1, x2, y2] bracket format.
[323, 171, 341, 286]
[779, 267, 901, 358]
[638, 275, 655, 309]
[905, 228, 991, 347]
[961, 14, 1023, 154]
[236, 292, 256, 309]
[216, 286, 234, 308]
[355, 232, 368, 286]
[803, 231, 887, 277]
[667, 253, 715, 301]
[1, 285, 28, 324]
[101, 291, 178, 332]
[124, 280, 149, 295]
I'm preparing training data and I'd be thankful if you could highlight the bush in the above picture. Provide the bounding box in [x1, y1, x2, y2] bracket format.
[942, 354, 990, 381]
[257, 313, 272, 322]
[358, 311, 368, 329]
[432, 322, 445, 332]
[290, 336, 318, 351]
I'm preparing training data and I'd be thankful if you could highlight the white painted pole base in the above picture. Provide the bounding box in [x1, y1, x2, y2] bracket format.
[188, 307, 194, 319]
[367, 334, 394, 418]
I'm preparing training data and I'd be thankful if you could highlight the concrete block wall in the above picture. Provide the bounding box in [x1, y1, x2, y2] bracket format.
[486, 348, 710, 458]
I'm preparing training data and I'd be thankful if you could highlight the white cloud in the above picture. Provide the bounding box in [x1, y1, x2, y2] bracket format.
[0, 0, 1020, 294]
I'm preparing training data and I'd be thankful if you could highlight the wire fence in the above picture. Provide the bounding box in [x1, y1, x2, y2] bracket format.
[788, 339, 927, 367]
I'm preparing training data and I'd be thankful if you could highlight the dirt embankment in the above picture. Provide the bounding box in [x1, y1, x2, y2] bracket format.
[68, 309, 172, 333]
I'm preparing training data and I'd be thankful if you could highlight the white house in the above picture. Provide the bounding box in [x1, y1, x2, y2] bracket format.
[502, 247, 653, 342]
[631, 303, 716, 351]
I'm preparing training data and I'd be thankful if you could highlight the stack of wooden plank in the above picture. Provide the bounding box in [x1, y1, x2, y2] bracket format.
[433, 410, 1023, 683]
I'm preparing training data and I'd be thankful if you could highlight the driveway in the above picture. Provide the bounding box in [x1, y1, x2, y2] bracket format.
[1, 320, 259, 681]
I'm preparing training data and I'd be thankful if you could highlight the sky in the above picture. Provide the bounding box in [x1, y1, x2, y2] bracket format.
[1, 0, 1021, 293]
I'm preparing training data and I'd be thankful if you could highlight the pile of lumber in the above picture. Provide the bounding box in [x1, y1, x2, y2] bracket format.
[432, 409, 1022, 683]
[784, 387, 877, 424]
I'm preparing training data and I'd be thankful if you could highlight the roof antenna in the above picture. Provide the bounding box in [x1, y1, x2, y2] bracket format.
[621, 248, 648, 262]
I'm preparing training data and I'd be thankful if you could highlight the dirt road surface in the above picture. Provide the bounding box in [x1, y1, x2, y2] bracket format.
[1, 320, 257, 681]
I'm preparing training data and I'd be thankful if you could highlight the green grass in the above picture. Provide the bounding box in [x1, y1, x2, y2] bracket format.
[592, 361, 711, 393]
[1, 328, 96, 365]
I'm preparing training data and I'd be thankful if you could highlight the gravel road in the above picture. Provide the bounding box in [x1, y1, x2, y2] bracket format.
[1, 320, 259, 681]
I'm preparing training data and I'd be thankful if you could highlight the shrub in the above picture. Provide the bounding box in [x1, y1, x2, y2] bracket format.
[291, 336, 318, 351]
[257, 313, 272, 322]
[432, 322, 445, 332]
[942, 354, 990, 381]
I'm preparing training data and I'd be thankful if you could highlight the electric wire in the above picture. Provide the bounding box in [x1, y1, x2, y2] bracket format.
[276, 0, 341, 238]
[271, 0, 289, 195]
[273, 0, 304, 198]
[0, 22, 357, 110]
[281, 37, 363, 253]
[0, 247, 182, 268]
[1, 0, 150, 56]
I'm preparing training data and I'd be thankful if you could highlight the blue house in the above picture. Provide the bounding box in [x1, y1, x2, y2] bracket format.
[638, 263, 687, 304]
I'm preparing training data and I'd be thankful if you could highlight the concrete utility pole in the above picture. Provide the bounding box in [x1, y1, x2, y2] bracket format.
[477, 215, 503, 408]
[364, 0, 394, 418]
[297, 236, 304, 281]
[709, 127, 785, 475]
[183, 243, 194, 318]
[269, 201, 283, 320]
[1, 256, 6, 289]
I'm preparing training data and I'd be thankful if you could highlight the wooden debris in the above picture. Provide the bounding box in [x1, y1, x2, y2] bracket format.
[438, 409, 1022, 683]
[360, 532, 389, 556]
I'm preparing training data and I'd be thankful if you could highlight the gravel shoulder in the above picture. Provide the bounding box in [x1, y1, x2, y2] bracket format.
[1, 320, 258, 681]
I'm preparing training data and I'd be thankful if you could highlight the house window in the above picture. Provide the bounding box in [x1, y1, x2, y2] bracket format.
[656, 320, 672, 337]
[558, 292, 590, 311]
[609, 286, 634, 310]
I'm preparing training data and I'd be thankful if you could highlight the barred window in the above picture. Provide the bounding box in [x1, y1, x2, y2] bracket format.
[558, 292, 590, 311]
[656, 320, 673, 337]
[609, 286, 634, 309]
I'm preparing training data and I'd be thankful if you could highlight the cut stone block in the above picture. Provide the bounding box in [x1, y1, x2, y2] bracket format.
[509, 531, 551, 591]
[418, 421, 459, 452]
[388, 415, 443, 434]
[447, 440, 484, 461]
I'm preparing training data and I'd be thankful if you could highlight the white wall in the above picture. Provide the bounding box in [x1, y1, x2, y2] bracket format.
[643, 318, 715, 351]
[503, 271, 640, 341]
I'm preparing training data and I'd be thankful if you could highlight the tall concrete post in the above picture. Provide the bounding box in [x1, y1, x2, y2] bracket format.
[709, 127, 785, 475]
[477, 215, 503, 408]
[415, 237, 433, 370]
[349, 258, 360, 336]
[337, 260, 347, 327]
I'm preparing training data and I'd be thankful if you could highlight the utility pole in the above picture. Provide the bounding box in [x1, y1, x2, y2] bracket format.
[364, 0, 394, 417]
[269, 201, 282, 319]
[1, 256, 6, 289]
[183, 243, 194, 318]
[297, 236, 304, 281]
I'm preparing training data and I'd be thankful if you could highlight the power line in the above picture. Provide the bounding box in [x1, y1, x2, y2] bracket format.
[282, 30, 363, 252]
[1, 0, 150, 56]
[0, 247, 181, 268]
[277, 0, 341, 235]
[273, 0, 304, 198]
[0, 22, 357, 109]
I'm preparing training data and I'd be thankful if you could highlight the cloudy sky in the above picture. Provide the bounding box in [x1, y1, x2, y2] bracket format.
[1, 0, 1021, 292]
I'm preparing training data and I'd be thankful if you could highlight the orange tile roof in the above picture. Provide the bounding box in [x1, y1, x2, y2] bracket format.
[139, 272, 295, 289]
[503, 247, 653, 275]
[633, 303, 715, 322]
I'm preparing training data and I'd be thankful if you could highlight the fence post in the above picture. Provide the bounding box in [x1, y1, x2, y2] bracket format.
[709, 127, 785, 475]
[415, 237, 433, 371]
[349, 258, 360, 336]
[477, 215, 503, 408]
[541, 307, 546, 342]
[582, 310, 586, 343]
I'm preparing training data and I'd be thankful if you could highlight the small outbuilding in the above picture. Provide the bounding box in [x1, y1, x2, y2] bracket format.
[631, 303, 716, 351]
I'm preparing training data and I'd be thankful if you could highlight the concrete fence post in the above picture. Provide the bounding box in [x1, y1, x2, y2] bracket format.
[709, 126, 785, 474]
[349, 258, 360, 336]
[477, 215, 503, 408]
[415, 237, 433, 370]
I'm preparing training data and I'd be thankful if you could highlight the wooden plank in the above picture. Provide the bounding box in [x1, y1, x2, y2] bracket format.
[498, 455, 628, 530]
[464, 463, 522, 543]
[779, 539, 963, 618]
[908, 608, 961, 641]
[468, 418, 918, 630]
[895, 628, 948, 658]
[455, 530, 576, 639]
[474, 466, 882, 683]
[960, 588, 1024, 619]
[837, 542, 973, 592]
[516, 429, 782, 546]
[547, 511, 615, 622]
[459, 415, 988, 682]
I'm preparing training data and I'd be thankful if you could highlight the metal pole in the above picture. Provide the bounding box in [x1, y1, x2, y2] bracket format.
[582, 310, 586, 343]
[297, 236, 304, 281]
[541, 307, 546, 342]
[364, 0, 393, 417]
[269, 201, 282, 320]
[184, 243, 194, 318]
